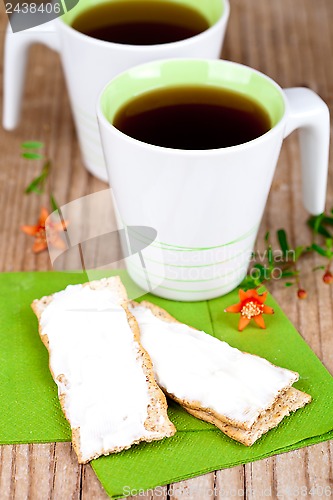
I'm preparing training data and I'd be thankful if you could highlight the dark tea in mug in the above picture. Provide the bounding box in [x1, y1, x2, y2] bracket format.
[71, 1, 211, 45]
[113, 86, 272, 149]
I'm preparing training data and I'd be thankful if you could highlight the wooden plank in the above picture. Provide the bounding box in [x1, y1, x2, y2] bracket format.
[51, 443, 82, 500]
[0, 445, 14, 499]
[215, 466, 245, 499]
[169, 473, 215, 499]
[28, 444, 54, 500]
[9, 445, 30, 500]
[81, 464, 109, 500]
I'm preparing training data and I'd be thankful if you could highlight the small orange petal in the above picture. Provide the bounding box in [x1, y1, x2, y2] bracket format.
[257, 291, 268, 304]
[254, 315, 266, 329]
[238, 316, 251, 331]
[239, 289, 247, 301]
[263, 305, 274, 315]
[225, 303, 242, 313]
[39, 207, 50, 225]
[32, 241, 48, 253]
[21, 225, 38, 236]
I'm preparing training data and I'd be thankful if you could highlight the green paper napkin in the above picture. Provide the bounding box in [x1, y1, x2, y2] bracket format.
[0, 271, 333, 499]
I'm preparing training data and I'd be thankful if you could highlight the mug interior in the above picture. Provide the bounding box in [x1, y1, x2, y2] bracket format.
[60, 0, 225, 31]
[100, 59, 285, 136]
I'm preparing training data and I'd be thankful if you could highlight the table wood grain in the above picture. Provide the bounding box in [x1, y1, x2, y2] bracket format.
[0, 0, 333, 498]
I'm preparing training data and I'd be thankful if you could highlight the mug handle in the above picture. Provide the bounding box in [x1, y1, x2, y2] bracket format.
[283, 88, 330, 215]
[3, 21, 60, 130]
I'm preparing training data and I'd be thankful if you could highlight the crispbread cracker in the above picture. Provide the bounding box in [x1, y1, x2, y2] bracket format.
[32, 277, 175, 464]
[185, 388, 311, 446]
[130, 300, 311, 443]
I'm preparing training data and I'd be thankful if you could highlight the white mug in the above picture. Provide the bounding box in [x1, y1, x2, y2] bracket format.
[97, 59, 330, 302]
[3, 0, 229, 182]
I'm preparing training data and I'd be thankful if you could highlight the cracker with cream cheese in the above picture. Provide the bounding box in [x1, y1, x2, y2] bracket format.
[185, 387, 311, 446]
[32, 277, 176, 464]
[129, 300, 311, 445]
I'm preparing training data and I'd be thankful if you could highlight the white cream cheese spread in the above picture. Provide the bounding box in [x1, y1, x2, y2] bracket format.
[129, 304, 298, 429]
[40, 284, 152, 462]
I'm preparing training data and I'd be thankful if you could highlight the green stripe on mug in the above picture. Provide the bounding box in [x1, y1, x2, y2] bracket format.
[127, 224, 258, 252]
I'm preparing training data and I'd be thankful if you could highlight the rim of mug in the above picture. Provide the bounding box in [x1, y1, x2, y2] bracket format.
[56, 0, 230, 51]
[96, 58, 288, 156]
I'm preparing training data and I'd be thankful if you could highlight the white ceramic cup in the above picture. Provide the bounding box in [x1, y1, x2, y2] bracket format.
[97, 58, 330, 302]
[3, 0, 229, 182]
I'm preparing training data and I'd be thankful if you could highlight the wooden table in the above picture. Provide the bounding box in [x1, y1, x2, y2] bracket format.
[1, 0, 333, 498]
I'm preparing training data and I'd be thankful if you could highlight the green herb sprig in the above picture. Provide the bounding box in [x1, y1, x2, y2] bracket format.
[243, 211, 333, 298]
[22, 142, 59, 211]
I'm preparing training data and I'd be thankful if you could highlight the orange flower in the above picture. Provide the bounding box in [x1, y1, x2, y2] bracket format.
[225, 289, 274, 331]
[21, 207, 67, 253]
